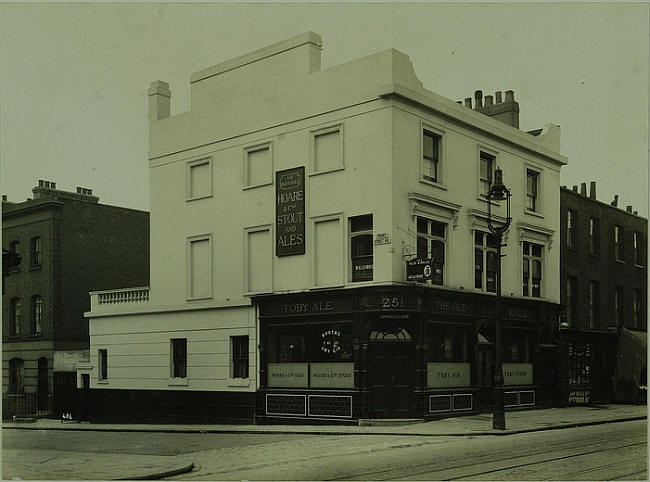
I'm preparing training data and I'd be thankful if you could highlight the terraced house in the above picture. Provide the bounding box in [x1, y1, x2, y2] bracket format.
[2, 183, 149, 419]
[86, 32, 566, 423]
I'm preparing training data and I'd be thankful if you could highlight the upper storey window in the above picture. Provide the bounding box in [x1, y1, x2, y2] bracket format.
[310, 124, 344, 174]
[416, 217, 445, 286]
[522, 242, 543, 298]
[474, 231, 497, 293]
[244, 142, 272, 189]
[350, 214, 373, 282]
[526, 169, 539, 212]
[186, 157, 212, 201]
[566, 210, 576, 248]
[479, 151, 494, 197]
[590, 217, 599, 255]
[614, 225, 624, 261]
[30, 237, 42, 267]
[422, 129, 441, 183]
[633, 232, 643, 266]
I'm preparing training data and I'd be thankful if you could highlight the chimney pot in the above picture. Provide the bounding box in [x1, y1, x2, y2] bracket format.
[39, 180, 44, 187]
[456, 100, 462, 104]
[464, 97, 472, 108]
[485, 95, 494, 106]
[580, 182, 587, 196]
[634, 211, 638, 215]
[572, 185, 578, 192]
[505, 90, 515, 102]
[51, 182, 56, 189]
[626, 205, 633, 212]
[589, 181, 596, 199]
[474, 90, 483, 109]
[44, 181, 50, 188]
[88, 189, 93, 195]
[495, 91, 503, 103]
[611, 195, 619, 207]
[76, 187, 82, 194]
[2, 195, 6, 201]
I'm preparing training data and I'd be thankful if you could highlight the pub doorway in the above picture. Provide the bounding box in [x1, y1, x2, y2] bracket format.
[368, 327, 415, 418]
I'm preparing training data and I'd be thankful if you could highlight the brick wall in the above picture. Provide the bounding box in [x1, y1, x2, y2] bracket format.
[560, 187, 647, 331]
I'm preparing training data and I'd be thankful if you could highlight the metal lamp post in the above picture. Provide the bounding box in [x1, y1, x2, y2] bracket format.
[486, 167, 512, 430]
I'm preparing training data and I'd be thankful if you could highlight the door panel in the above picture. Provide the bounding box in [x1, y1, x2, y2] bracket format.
[369, 342, 415, 418]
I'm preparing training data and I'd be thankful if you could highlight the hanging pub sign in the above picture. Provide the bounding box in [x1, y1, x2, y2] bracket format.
[276, 167, 305, 256]
[406, 258, 432, 281]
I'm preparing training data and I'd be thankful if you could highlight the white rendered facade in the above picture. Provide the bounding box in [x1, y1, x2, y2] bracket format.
[86, 32, 565, 422]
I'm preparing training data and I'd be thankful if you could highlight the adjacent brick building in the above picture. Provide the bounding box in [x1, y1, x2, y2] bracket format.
[559, 182, 647, 405]
[2, 181, 149, 418]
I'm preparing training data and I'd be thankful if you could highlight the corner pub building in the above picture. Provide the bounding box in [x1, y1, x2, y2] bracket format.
[86, 32, 566, 423]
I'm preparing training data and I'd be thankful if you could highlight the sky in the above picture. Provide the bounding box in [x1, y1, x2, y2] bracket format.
[1, 2, 648, 216]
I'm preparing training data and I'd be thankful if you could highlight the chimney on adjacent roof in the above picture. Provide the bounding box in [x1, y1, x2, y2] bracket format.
[76, 187, 93, 196]
[589, 181, 596, 200]
[2, 195, 6, 202]
[33, 179, 58, 199]
[474, 90, 483, 109]
[148, 80, 171, 120]
[580, 183, 587, 196]
[572, 185, 578, 192]
[611, 195, 619, 207]
[634, 211, 638, 215]
[626, 205, 633, 213]
[469, 89, 519, 128]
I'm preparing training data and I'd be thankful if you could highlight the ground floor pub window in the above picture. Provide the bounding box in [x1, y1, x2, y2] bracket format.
[502, 328, 533, 385]
[426, 323, 471, 388]
[267, 321, 354, 388]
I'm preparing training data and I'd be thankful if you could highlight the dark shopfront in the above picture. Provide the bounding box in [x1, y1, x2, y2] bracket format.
[254, 286, 562, 423]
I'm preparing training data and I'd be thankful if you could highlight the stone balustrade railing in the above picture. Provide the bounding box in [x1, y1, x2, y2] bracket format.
[89, 286, 150, 311]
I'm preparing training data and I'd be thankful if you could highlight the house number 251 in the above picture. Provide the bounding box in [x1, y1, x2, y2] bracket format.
[381, 297, 403, 308]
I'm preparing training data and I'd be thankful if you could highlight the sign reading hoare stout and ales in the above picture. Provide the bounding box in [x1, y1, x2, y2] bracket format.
[276, 167, 305, 256]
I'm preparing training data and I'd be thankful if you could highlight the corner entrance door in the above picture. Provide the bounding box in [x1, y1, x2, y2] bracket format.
[369, 342, 415, 418]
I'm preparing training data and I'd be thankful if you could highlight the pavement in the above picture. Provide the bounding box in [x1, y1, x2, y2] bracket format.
[2, 403, 646, 480]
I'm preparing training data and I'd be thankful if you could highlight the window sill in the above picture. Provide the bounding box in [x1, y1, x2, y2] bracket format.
[97, 380, 109, 385]
[29, 334, 43, 338]
[476, 196, 501, 207]
[615, 259, 626, 265]
[227, 378, 250, 387]
[419, 178, 447, 190]
[29, 265, 42, 272]
[168, 377, 188, 386]
[186, 194, 213, 202]
[242, 181, 273, 191]
[308, 166, 345, 177]
[634, 264, 645, 269]
[187, 295, 213, 302]
[524, 209, 544, 219]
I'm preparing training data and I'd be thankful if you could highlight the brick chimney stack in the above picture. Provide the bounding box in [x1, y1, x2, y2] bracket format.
[626, 205, 633, 213]
[580, 183, 587, 196]
[466, 89, 520, 128]
[148, 80, 171, 120]
[611, 195, 619, 207]
[589, 181, 596, 200]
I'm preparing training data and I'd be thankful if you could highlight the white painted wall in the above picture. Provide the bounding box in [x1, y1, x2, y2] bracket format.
[88, 32, 565, 393]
